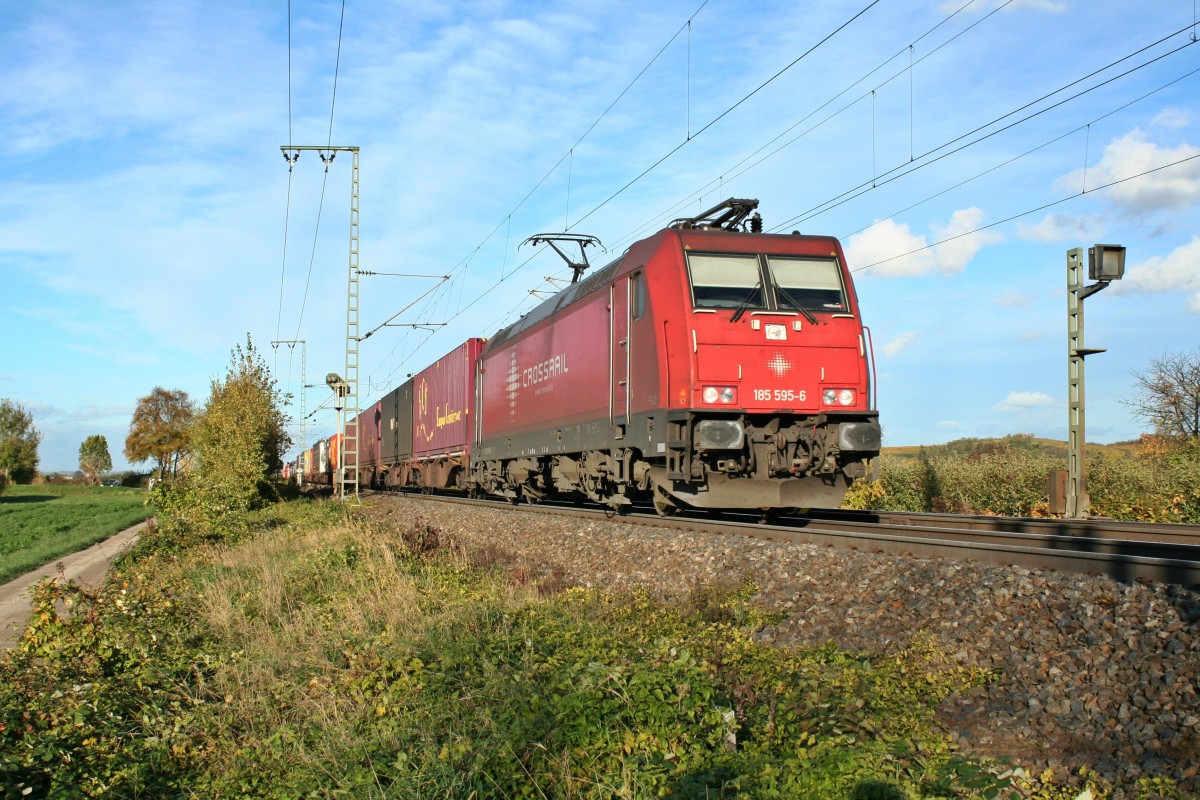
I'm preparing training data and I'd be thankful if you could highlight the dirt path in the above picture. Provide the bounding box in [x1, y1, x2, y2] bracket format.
[0, 522, 147, 651]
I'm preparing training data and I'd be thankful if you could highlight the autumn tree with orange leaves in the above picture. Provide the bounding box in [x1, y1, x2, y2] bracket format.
[125, 387, 195, 480]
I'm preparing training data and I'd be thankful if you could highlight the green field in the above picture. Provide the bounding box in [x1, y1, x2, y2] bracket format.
[0, 485, 153, 584]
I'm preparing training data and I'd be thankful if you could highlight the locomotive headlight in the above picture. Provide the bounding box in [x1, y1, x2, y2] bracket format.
[822, 388, 856, 406]
[702, 386, 738, 404]
[695, 419, 745, 450]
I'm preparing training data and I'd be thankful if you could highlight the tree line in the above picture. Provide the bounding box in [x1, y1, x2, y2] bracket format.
[1, 338, 289, 511]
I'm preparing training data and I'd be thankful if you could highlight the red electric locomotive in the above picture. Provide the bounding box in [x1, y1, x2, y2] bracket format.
[471, 198, 880, 514]
[320, 199, 879, 513]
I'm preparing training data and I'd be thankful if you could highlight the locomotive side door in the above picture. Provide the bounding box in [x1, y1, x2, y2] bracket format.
[609, 278, 630, 436]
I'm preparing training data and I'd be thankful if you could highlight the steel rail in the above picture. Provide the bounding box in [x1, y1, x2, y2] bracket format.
[793, 508, 1200, 545]
[379, 491, 1200, 587]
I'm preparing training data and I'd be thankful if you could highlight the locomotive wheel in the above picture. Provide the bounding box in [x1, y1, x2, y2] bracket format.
[653, 487, 678, 517]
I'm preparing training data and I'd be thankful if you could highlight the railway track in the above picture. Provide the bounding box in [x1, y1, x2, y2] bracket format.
[373, 490, 1200, 587]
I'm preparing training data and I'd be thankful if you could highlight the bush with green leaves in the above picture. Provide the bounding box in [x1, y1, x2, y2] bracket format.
[1086, 440, 1200, 523]
[844, 436, 1200, 523]
[153, 337, 290, 540]
[0, 398, 41, 484]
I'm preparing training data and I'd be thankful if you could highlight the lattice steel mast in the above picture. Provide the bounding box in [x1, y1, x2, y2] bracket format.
[281, 145, 361, 500]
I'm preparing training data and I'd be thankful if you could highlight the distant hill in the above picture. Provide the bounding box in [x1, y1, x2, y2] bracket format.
[882, 433, 1142, 461]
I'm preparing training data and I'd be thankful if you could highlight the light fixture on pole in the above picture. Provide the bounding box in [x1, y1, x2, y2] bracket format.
[326, 373, 350, 498]
[1065, 244, 1125, 519]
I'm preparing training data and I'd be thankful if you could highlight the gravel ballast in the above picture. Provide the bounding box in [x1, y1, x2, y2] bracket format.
[363, 495, 1200, 793]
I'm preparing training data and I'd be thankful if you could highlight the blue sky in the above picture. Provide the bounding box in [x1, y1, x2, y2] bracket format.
[2, 0, 1198, 472]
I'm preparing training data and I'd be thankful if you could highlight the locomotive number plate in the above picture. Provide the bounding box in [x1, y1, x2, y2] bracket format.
[752, 389, 806, 402]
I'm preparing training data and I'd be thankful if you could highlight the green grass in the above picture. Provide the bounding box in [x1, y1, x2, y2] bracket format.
[0, 485, 153, 584]
[5, 500, 1188, 797]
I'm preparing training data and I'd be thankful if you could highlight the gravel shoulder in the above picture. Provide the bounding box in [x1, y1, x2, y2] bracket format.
[0, 521, 146, 651]
[361, 494, 1200, 793]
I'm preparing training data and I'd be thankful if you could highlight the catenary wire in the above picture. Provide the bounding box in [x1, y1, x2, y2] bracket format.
[369, 0, 884, 386]
[605, 0, 1014, 251]
[287, 0, 349, 341]
[840, 64, 1200, 241]
[364, 10, 1192, 413]
[569, 0, 883, 231]
[849, 152, 1200, 274]
[771, 27, 1199, 232]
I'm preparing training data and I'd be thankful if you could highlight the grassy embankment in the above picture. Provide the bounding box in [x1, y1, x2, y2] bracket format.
[5, 497, 1182, 798]
[0, 485, 152, 584]
[856, 435, 1200, 522]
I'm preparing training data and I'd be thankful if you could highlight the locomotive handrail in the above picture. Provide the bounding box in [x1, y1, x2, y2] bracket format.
[863, 325, 877, 411]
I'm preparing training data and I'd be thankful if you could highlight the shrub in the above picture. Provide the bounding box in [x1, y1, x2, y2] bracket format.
[845, 437, 1200, 523]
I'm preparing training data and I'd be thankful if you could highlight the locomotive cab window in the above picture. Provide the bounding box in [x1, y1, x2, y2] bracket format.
[766, 256, 847, 312]
[631, 271, 647, 320]
[686, 253, 764, 309]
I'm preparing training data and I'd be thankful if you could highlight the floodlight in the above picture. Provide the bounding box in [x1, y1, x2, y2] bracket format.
[1088, 244, 1126, 281]
[326, 373, 349, 410]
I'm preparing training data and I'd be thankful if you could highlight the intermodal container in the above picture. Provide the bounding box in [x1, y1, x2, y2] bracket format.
[413, 339, 485, 458]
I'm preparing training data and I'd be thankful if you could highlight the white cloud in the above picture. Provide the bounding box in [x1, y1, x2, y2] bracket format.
[1153, 108, 1190, 130]
[994, 391, 1054, 412]
[1111, 236, 1200, 313]
[845, 219, 935, 277]
[929, 208, 1004, 273]
[846, 208, 1002, 278]
[1016, 212, 1106, 243]
[1055, 129, 1200, 212]
[939, 0, 1066, 14]
[1010, 0, 1068, 11]
[992, 291, 1033, 308]
[882, 331, 917, 358]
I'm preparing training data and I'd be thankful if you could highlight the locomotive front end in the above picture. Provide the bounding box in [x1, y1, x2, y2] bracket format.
[650, 206, 880, 513]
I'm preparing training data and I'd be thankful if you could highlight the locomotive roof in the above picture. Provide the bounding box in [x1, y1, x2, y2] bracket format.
[484, 239, 636, 351]
[483, 227, 846, 353]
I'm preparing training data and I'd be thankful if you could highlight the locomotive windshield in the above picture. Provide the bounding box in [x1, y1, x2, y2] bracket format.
[687, 254, 764, 309]
[686, 252, 848, 313]
[766, 255, 847, 311]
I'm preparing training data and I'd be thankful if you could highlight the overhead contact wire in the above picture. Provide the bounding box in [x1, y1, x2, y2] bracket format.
[292, 2, 348, 340]
[604, 0, 988, 250]
[772, 28, 1200, 232]
[275, 0, 295, 342]
[851, 153, 1200, 274]
[371, 1, 713, 382]
[571, 0, 883, 230]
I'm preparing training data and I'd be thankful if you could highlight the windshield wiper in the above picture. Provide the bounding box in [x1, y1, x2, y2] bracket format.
[729, 281, 762, 323]
[775, 287, 819, 326]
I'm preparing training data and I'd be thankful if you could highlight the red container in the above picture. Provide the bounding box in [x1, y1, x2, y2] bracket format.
[413, 338, 485, 459]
